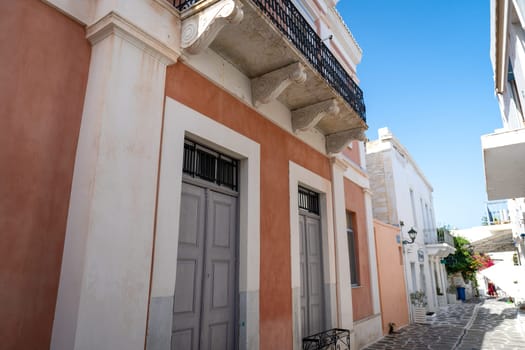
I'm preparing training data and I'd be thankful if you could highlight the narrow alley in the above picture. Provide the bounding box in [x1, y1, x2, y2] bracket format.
[364, 299, 525, 350]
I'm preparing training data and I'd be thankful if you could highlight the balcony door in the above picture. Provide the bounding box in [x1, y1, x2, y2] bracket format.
[172, 140, 239, 350]
[298, 187, 326, 337]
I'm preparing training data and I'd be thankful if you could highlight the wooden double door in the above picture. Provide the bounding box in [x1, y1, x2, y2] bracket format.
[172, 182, 237, 350]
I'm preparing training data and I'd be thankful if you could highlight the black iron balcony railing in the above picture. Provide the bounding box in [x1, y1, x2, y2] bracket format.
[173, 0, 366, 122]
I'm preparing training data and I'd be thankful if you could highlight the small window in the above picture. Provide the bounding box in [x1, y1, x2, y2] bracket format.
[183, 139, 239, 191]
[410, 189, 418, 228]
[508, 60, 524, 117]
[346, 211, 359, 286]
[298, 187, 320, 215]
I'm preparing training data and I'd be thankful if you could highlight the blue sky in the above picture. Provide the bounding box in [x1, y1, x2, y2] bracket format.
[337, 1, 502, 229]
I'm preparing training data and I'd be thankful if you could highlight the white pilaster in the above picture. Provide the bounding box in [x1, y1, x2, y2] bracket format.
[439, 262, 448, 300]
[51, 12, 178, 350]
[364, 189, 381, 315]
[330, 158, 354, 332]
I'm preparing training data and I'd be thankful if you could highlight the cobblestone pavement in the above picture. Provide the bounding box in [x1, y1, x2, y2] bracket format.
[363, 298, 525, 350]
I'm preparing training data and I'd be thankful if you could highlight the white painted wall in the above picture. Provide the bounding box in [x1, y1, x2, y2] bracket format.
[452, 224, 514, 242]
[488, 0, 525, 270]
[366, 128, 439, 313]
[497, 2, 525, 130]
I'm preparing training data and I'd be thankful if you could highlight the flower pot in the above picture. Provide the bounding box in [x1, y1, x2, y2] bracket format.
[446, 293, 457, 304]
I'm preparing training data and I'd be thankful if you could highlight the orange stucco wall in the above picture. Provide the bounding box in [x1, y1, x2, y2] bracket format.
[0, 1, 91, 349]
[373, 220, 409, 334]
[343, 178, 373, 321]
[342, 141, 361, 166]
[165, 63, 331, 349]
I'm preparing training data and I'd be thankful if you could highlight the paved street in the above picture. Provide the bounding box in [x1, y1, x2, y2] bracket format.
[364, 299, 525, 350]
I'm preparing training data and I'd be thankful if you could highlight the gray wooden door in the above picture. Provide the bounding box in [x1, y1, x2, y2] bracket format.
[299, 213, 325, 337]
[172, 182, 237, 350]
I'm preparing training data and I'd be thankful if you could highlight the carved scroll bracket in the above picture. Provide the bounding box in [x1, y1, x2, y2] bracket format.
[181, 0, 243, 55]
[326, 127, 367, 154]
[292, 99, 339, 133]
[251, 62, 307, 107]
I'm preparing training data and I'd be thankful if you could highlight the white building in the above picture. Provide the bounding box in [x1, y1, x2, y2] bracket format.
[453, 224, 518, 299]
[366, 128, 455, 318]
[483, 0, 525, 272]
[452, 223, 514, 243]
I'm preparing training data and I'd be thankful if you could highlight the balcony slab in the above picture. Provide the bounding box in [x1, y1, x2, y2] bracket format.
[482, 128, 525, 200]
[208, 0, 366, 138]
[426, 243, 455, 258]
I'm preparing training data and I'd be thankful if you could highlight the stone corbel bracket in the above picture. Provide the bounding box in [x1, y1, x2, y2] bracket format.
[251, 62, 307, 107]
[292, 99, 339, 133]
[326, 127, 367, 154]
[181, 0, 243, 55]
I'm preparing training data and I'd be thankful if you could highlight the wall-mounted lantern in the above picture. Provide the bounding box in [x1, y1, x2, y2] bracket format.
[402, 227, 418, 245]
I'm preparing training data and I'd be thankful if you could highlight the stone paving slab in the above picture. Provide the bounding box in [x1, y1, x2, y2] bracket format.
[363, 298, 525, 350]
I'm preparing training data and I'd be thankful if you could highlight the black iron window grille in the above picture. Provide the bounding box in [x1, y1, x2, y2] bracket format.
[171, 0, 366, 122]
[183, 139, 239, 191]
[298, 187, 320, 215]
[302, 328, 351, 350]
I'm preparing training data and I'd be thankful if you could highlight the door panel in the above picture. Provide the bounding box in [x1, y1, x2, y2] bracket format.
[299, 215, 308, 337]
[173, 260, 198, 313]
[201, 191, 237, 350]
[299, 213, 325, 337]
[305, 216, 325, 335]
[173, 183, 206, 350]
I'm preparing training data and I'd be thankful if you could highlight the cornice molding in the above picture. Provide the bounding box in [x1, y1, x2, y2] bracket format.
[331, 153, 370, 189]
[86, 11, 180, 65]
[330, 155, 350, 171]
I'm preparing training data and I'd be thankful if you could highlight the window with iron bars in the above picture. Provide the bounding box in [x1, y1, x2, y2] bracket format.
[182, 139, 239, 191]
[298, 187, 320, 215]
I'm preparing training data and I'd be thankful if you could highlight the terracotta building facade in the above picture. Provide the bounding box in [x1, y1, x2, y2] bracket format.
[1, 0, 382, 349]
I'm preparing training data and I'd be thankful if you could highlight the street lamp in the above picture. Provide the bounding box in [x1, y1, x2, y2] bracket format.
[403, 227, 418, 245]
